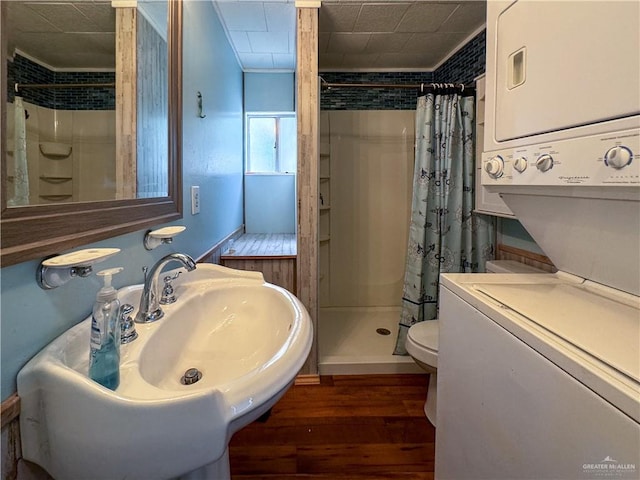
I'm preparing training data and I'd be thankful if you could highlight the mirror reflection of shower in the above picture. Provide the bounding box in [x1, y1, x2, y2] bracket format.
[7, 77, 117, 204]
[4, 1, 170, 206]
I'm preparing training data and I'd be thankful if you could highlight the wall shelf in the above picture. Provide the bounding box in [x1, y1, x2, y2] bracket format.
[40, 176, 72, 184]
[39, 194, 73, 201]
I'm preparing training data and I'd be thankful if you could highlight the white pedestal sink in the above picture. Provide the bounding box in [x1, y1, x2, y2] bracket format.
[17, 264, 313, 480]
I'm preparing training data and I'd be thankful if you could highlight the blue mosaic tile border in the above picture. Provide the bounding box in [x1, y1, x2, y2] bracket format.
[434, 30, 486, 85]
[321, 30, 485, 110]
[320, 71, 435, 110]
[7, 54, 115, 110]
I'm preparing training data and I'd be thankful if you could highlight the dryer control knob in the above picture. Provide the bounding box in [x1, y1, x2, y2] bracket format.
[513, 157, 528, 173]
[484, 156, 504, 178]
[536, 154, 554, 172]
[604, 146, 633, 169]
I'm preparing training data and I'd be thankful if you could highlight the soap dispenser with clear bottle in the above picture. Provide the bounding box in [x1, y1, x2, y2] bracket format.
[89, 267, 122, 390]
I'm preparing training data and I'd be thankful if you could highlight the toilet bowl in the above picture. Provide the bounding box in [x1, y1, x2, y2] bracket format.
[405, 260, 545, 426]
[406, 320, 439, 425]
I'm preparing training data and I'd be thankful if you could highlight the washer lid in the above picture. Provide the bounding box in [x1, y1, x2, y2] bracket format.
[475, 281, 640, 383]
[485, 260, 546, 274]
[408, 320, 439, 352]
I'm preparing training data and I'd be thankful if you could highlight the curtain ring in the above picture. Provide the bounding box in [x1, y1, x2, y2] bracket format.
[461, 84, 465, 92]
[14, 83, 19, 93]
[421, 83, 424, 93]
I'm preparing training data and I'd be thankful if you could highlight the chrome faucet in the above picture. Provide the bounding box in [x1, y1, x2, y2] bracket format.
[135, 253, 196, 323]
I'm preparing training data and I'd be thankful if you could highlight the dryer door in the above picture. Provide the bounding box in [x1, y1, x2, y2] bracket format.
[493, 1, 640, 142]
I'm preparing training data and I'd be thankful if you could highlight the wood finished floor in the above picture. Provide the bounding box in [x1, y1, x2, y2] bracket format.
[229, 374, 435, 480]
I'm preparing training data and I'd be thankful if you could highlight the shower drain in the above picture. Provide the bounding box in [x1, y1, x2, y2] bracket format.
[376, 328, 391, 336]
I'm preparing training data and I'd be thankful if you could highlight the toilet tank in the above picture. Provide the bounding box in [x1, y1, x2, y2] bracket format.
[485, 260, 545, 274]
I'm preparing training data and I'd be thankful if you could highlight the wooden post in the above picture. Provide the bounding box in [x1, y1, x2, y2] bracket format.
[296, 5, 319, 375]
[115, 7, 137, 199]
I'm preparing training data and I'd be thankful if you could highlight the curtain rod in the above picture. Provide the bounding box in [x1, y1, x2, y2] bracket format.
[14, 82, 115, 92]
[320, 80, 473, 93]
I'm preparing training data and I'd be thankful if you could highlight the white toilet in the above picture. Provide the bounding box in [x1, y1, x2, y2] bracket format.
[405, 260, 546, 426]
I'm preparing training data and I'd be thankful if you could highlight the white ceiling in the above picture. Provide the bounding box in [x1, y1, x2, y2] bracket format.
[6, 0, 486, 73]
[213, 0, 297, 72]
[6, 1, 116, 70]
[319, 1, 486, 71]
[215, 0, 487, 72]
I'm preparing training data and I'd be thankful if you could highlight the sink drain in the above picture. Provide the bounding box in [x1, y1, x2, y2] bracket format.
[376, 328, 391, 336]
[181, 368, 202, 385]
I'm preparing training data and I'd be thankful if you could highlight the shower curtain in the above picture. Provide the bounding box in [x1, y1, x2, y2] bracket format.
[9, 96, 30, 206]
[393, 92, 494, 355]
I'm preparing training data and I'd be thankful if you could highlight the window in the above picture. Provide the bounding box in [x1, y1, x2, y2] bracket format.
[246, 113, 296, 173]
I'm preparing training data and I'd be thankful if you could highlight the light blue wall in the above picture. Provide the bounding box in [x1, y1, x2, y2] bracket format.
[498, 217, 545, 255]
[0, 0, 244, 401]
[243, 72, 296, 233]
[244, 72, 294, 112]
[245, 174, 296, 233]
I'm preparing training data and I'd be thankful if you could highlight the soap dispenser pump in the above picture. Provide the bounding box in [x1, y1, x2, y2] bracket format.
[89, 267, 123, 390]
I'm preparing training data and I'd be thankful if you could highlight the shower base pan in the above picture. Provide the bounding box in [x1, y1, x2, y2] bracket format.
[318, 307, 422, 375]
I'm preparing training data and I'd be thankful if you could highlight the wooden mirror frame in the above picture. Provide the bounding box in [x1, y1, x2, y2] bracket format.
[0, 0, 183, 267]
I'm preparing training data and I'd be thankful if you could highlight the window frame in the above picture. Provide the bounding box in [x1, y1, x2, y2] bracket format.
[245, 112, 297, 175]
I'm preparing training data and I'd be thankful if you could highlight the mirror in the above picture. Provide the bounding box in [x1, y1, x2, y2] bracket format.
[0, 0, 183, 266]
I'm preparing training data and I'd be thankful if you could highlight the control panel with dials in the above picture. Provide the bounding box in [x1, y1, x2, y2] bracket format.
[481, 129, 640, 187]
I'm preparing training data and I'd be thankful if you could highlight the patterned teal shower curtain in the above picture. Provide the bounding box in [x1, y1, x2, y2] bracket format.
[393, 93, 495, 355]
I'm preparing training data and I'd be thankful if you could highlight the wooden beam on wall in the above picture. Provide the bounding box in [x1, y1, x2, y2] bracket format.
[296, 6, 319, 375]
[115, 7, 137, 199]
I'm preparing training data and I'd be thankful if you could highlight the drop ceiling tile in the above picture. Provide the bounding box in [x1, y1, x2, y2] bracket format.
[48, 51, 115, 70]
[327, 33, 371, 54]
[13, 31, 115, 69]
[439, 2, 486, 33]
[396, 3, 459, 33]
[319, 53, 345, 70]
[264, 3, 295, 31]
[353, 3, 411, 33]
[25, 3, 100, 32]
[272, 53, 295, 69]
[229, 31, 252, 52]
[73, 3, 115, 33]
[340, 53, 381, 69]
[365, 33, 412, 53]
[7, 3, 61, 33]
[319, 4, 361, 33]
[404, 32, 468, 54]
[374, 52, 439, 69]
[289, 29, 296, 54]
[248, 31, 289, 54]
[217, 2, 267, 31]
[319, 33, 331, 53]
[84, 33, 116, 55]
[239, 53, 274, 69]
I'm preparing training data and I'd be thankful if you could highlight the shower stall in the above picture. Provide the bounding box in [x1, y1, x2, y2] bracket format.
[318, 110, 422, 374]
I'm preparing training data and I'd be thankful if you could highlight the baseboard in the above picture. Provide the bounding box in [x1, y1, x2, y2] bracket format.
[1, 393, 20, 428]
[496, 243, 556, 272]
[295, 374, 321, 385]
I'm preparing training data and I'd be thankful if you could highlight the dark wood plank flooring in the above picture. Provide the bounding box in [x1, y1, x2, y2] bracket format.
[229, 374, 435, 480]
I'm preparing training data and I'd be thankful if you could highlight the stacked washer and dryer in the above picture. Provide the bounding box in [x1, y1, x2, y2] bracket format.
[435, 1, 640, 479]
